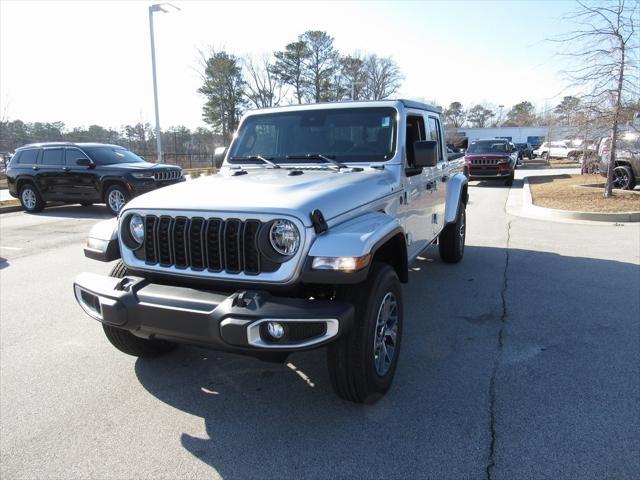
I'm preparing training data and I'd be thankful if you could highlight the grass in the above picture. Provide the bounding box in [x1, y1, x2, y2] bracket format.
[529, 174, 640, 213]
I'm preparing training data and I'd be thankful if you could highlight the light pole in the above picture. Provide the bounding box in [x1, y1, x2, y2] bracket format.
[148, 3, 180, 163]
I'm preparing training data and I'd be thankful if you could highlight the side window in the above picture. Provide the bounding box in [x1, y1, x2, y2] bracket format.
[405, 115, 425, 167]
[16, 149, 40, 165]
[42, 149, 64, 166]
[65, 148, 89, 165]
[427, 117, 444, 162]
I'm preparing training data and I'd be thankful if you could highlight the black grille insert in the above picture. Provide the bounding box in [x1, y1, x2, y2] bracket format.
[143, 215, 278, 275]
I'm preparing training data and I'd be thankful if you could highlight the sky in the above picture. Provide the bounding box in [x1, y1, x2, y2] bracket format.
[1, 0, 586, 131]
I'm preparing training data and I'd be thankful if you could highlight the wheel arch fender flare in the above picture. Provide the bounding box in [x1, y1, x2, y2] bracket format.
[306, 212, 408, 283]
[444, 173, 469, 224]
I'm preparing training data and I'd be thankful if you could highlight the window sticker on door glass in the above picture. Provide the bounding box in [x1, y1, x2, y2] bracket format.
[381, 116, 391, 127]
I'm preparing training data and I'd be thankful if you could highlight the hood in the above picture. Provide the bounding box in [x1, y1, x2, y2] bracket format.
[103, 162, 180, 170]
[464, 153, 510, 159]
[123, 167, 397, 226]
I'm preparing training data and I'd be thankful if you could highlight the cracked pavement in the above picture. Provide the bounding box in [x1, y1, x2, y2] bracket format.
[1, 167, 639, 479]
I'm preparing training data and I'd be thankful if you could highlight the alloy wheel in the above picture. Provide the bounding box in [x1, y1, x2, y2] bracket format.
[373, 292, 399, 376]
[21, 188, 36, 210]
[108, 189, 126, 213]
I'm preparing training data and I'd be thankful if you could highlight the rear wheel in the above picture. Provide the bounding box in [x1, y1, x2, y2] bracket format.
[439, 202, 466, 264]
[327, 262, 402, 403]
[19, 183, 45, 212]
[102, 261, 177, 357]
[612, 165, 635, 190]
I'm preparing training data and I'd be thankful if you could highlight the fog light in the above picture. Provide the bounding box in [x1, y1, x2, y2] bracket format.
[267, 321, 285, 339]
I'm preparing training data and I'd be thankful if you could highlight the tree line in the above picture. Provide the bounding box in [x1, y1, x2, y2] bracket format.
[198, 30, 404, 142]
[0, 120, 221, 157]
[440, 97, 638, 131]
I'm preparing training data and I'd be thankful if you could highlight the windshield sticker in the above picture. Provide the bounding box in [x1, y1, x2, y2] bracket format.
[381, 117, 391, 127]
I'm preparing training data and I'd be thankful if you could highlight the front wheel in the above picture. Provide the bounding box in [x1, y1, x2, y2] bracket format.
[612, 165, 635, 190]
[105, 184, 129, 216]
[439, 202, 466, 264]
[504, 173, 514, 187]
[102, 261, 177, 357]
[327, 262, 402, 403]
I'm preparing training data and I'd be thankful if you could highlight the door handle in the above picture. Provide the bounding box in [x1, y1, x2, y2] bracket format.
[32, 166, 39, 171]
[62, 166, 70, 172]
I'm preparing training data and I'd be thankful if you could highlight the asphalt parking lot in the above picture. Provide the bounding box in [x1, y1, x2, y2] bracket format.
[1, 166, 639, 479]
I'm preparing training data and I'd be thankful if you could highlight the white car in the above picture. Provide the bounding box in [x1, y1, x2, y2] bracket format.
[533, 141, 580, 160]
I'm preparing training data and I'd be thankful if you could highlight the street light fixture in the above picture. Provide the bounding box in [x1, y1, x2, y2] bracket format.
[148, 2, 180, 163]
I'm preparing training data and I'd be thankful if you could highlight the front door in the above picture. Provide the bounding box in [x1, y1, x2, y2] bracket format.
[426, 115, 447, 238]
[64, 147, 99, 201]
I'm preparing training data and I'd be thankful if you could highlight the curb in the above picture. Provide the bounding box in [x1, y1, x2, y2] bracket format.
[0, 205, 23, 214]
[523, 177, 640, 222]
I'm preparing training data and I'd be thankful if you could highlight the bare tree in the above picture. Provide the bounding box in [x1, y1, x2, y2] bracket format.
[556, 0, 638, 197]
[362, 55, 403, 100]
[243, 54, 286, 109]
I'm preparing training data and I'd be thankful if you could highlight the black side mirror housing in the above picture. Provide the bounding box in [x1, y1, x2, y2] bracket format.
[413, 141, 438, 167]
[213, 146, 227, 167]
[76, 158, 93, 167]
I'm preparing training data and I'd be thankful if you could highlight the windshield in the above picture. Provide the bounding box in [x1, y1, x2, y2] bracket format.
[228, 107, 397, 164]
[467, 141, 509, 154]
[83, 146, 146, 165]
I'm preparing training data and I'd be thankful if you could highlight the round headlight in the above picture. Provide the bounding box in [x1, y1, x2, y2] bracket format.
[129, 214, 144, 245]
[269, 220, 300, 256]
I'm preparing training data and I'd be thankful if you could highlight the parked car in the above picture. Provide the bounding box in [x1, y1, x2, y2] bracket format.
[533, 141, 580, 160]
[73, 99, 469, 403]
[598, 134, 639, 190]
[6, 142, 184, 215]
[514, 142, 533, 162]
[464, 138, 518, 186]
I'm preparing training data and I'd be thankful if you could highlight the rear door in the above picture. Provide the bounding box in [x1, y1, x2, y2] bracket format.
[426, 115, 447, 238]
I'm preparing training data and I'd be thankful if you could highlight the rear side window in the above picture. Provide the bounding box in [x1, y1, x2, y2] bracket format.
[42, 149, 64, 166]
[15, 149, 40, 165]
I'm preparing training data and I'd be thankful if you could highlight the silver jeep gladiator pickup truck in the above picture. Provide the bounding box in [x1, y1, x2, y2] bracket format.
[74, 99, 469, 403]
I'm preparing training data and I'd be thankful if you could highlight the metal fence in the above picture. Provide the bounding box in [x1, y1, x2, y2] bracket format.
[136, 152, 221, 170]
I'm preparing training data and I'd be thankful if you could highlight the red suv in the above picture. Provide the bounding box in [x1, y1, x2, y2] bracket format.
[464, 139, 517, 186]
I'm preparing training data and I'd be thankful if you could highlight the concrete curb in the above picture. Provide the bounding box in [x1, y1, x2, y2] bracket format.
[523, 177, 640, 222]
[0, 204, 23, 214]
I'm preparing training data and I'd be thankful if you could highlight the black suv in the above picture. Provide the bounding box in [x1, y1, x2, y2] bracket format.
[6, 143, 183, 215]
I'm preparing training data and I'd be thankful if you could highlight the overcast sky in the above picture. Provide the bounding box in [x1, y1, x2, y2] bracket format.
[1, 0, 583, 130]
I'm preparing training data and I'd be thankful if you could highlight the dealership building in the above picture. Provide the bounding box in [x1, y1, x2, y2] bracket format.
[446, 126, 581, 149]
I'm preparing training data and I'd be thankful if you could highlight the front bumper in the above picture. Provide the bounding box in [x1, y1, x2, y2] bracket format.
[468, 167, 513, 179]
[73, 273, 354, 354]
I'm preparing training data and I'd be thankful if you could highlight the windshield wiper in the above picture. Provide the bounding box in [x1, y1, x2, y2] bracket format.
[285, 153, 348, 170]
[229, 155, 280, 169]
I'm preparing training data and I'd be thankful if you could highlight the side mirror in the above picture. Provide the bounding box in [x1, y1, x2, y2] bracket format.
[413, 141, 438, 167]
[76, 158, 93, 167]
[213, 146, 227, 167]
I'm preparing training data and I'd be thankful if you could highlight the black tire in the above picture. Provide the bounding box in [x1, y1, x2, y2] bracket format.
[504, 174, 514, 187]
[19, 183, 45, 213]
[327, 262, 402, 403]
[102, 261, 177, 357]
[439, 202, 466, 264]
[541, 152, 548, 160]
[612, 165, 635, 190]
[104, 184, 129, 216]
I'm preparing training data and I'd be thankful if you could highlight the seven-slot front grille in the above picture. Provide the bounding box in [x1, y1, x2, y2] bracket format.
[154, 170, 181, 181]
[142, 215, 269, 275]
[471, 158, 503, 165]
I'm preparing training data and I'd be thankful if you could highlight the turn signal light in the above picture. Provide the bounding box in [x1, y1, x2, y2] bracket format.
[311, 254, 371, 272]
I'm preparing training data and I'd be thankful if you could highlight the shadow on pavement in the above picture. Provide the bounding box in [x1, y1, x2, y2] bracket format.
[0, 256, 8, 270]
[133, 245, 639, 478]
[28, 204, 112, 220]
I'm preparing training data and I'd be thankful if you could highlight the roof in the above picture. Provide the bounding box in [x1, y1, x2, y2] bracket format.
[16, 142, 123, 150]
[244, 99, 441, 116]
